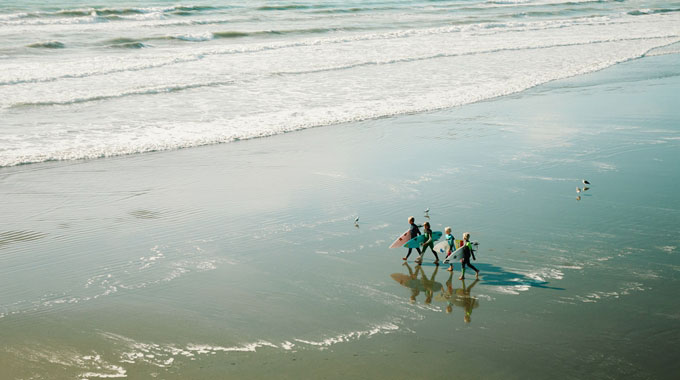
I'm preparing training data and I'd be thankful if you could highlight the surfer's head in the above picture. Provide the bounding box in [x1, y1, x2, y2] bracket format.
[445, 226, 451, 234]
[463, 232, 470, 241]
[423, 221, 430, 230]
[408, 216, 415, 224]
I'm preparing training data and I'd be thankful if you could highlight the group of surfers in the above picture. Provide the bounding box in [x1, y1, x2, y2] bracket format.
[403, 216, 480, 280]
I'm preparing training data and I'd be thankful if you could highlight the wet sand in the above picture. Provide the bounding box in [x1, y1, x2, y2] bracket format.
[1, 53, 679, 379]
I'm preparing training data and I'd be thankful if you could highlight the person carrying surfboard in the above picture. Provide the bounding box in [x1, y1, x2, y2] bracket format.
[459, 232, 479, 280]
[403, 216, 422, 261]
[417, 221, 440, 265]
[444, 226, 456, 272]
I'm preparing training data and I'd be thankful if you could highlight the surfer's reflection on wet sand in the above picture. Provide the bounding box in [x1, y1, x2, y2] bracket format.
[437, 272, 480, 323]
[390, 263, 443, 304]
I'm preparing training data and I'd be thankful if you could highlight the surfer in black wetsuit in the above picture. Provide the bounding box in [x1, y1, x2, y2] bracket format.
[403, 216, 422, 261]
[459, 232, 480, 280]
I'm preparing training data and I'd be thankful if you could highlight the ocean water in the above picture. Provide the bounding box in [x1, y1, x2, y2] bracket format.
[1, 0, 680, 167]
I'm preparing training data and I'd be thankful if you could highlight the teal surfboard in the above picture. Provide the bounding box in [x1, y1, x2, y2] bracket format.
[404, 231, 442, 248]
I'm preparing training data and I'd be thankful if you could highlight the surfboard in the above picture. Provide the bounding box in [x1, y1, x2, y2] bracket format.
[434, 240, 450, 256]
[434, 239, 462, 257]
[404, 231, 442, 248]
[389, 229, 411, 248]
[443, 245, 466, 263]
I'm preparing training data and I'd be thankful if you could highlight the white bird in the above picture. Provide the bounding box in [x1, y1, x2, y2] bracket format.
[424, 208, 429, 214]
[582, 179, 591, 185]
[354, 216, 359, 223]
[576, 187, 582, 193]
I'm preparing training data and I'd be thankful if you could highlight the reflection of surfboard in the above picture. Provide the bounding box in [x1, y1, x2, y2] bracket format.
[390, 273, 425, 291]
[443, 245, 465, 263]
[404, 231, 442, 248]
[389, 229, 411, 248]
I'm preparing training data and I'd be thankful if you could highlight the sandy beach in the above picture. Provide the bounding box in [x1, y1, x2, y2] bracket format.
[1, 50, 679, 379]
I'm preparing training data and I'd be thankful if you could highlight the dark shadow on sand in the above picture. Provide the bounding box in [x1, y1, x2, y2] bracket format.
[407, 261, 565, 291]
[471, 262, 565, 290]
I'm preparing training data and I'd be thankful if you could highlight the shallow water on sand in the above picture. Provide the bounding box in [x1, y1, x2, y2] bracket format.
[1, 54, 679, 379]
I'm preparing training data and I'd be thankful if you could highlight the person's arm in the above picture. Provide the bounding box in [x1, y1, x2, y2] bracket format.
[468, 242, 476, 260]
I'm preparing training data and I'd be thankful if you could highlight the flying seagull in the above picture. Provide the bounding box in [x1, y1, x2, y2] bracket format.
[354, 216, 359, 223]
[424, 208, 429, 214]
[582, 179, 590, 185]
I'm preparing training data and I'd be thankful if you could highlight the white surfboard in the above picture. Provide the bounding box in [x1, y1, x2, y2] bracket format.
[443, 245, 466, 263]
[434, 240, 450, 257]
[389, 229, 411, 248]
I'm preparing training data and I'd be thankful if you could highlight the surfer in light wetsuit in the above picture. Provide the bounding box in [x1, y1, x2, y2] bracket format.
[459, 232, 479, 280]
[444, 226, 456, 272]
[417, 221, 440, 265]
[403, 216, 422, 261]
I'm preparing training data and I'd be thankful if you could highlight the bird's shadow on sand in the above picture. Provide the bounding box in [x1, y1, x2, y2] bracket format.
[418, 261, 565, 291]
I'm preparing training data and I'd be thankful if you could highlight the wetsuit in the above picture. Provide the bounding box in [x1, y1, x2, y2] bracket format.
[420, 229, 439, 262]
[404, 223, 421, 259]
[461, 241, 479, 276]
[445, 233, 455, 259]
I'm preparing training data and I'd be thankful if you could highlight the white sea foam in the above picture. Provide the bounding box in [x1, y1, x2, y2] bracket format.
[7, 346, 128, 379]
[293, 323, 400, 348]
[98, 322, 400, 369]
[524, 268, 564, 282]
[495, 284, 532, 294]
[557, 265, 583, 270]
[186, 341, 279, 354]
[570, 282, 647, 303]
[658, 245, 676, 253]
[1, 4, 679, 167]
